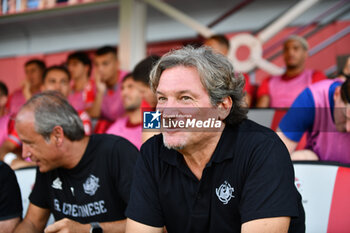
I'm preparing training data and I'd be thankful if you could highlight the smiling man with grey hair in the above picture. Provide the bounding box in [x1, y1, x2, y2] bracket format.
[14, 92, 139, 233]
[125, 46, 305, 233]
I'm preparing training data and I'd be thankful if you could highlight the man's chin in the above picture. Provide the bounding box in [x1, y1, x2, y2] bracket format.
[162, 135, 186, 151]
[38, 167, 48, 173]
[38, 164, 50, 173]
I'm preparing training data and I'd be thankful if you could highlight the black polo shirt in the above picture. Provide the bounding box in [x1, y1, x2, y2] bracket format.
[0, 162, 22, 221]
[126, 119, 305, 233]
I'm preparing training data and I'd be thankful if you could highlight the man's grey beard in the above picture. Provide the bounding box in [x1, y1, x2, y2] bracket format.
[162, 136, 185, 151]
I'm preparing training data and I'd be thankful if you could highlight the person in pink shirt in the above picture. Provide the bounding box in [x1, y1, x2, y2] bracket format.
[0, 81, 11, 147]
[257, 35, 326, 108]
[132, 55, 162, 143]
[278, 78, 350, 164]
[133, 55, 160, 110]
[7, 59, 46, 115]
[90, 46, 127, 124]
[0, 66, 92, 170]
[67, 51, 96, 113]
[106, 73, 142, 150]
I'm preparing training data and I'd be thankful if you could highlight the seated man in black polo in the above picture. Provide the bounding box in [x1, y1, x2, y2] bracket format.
[0, 161, 22, 233]
[13, 92, 139, 233]
[125, 46, 305, 233]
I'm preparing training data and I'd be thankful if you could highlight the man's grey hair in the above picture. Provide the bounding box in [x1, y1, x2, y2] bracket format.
[19, 91, 85, 141]
[150, 45, 247, 126]
[284, 35, 309, 50]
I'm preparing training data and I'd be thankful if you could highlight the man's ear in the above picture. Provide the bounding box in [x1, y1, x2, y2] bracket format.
[51, 126, 64, 146]
[217, 96, 233, 120]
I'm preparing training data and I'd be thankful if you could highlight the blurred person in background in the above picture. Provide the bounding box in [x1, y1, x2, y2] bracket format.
[257, 35, 327, 108]
[90, 46, 127, 122]
[278, 78, 350, 164]
[133, 55, 160, 110]
[0, 81, 11, 147]
[66, 51, 95, 114]
[7, 59, 46, 115]
[204, 34, 253, 107]
[106, 73, 143, 150]
[132, 55, 161, 143]
[0, 65, 92, 170]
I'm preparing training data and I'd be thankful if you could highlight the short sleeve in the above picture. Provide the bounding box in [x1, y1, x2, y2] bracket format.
[279, 88, 315, 141]
[114, 138, 139, 204]
[125, 139, 164, 227]
[257, 77, 270, 98]
[0, 162, 23, 220]
[7, 127, 22, 148]
[239, 137, 301, 223]
[29, 168, 50, 209]
[311, 70, 327, 83]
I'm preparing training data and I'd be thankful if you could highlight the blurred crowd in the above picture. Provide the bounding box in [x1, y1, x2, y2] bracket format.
[0, 34, 349, 170]
[1, 0, 97, 14]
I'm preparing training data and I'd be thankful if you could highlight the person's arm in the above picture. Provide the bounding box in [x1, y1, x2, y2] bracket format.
[0, 139, 35, 170]
[242, 217, 290, 233]
[244, 94, 252, 108]
[0, 217, 21, 233]
[256, 78, 270, 108]
[44, 218, 126, 233]
[126, 218, 163, 233]
[256, 95, 270, 108]
[243, 73, 253, 107]
[239, 135, 303, 231]
[125, 138, 165, 230]
[276, 130, 298, 154]
[22, 79, 32, 101]
[11, 158, 36, 170]
[14, 204, 50, 233]
[87, 73, 106, 118]
[1, 121, 22, 162]
[277, 87, 316, 156]
[0, 139, 18, 161]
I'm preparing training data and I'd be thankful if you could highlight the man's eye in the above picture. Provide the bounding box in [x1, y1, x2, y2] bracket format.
[181, 96, 192, 101]
[158, 97, 167, 101]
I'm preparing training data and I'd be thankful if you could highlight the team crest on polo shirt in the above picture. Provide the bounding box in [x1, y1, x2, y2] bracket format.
[216, 181, 234, 204]
[83, 174, 100, 196]
[52, 177, 62, 190]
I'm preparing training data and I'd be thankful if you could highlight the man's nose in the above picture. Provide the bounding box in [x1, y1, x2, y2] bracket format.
[22, 144, 31, 159]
